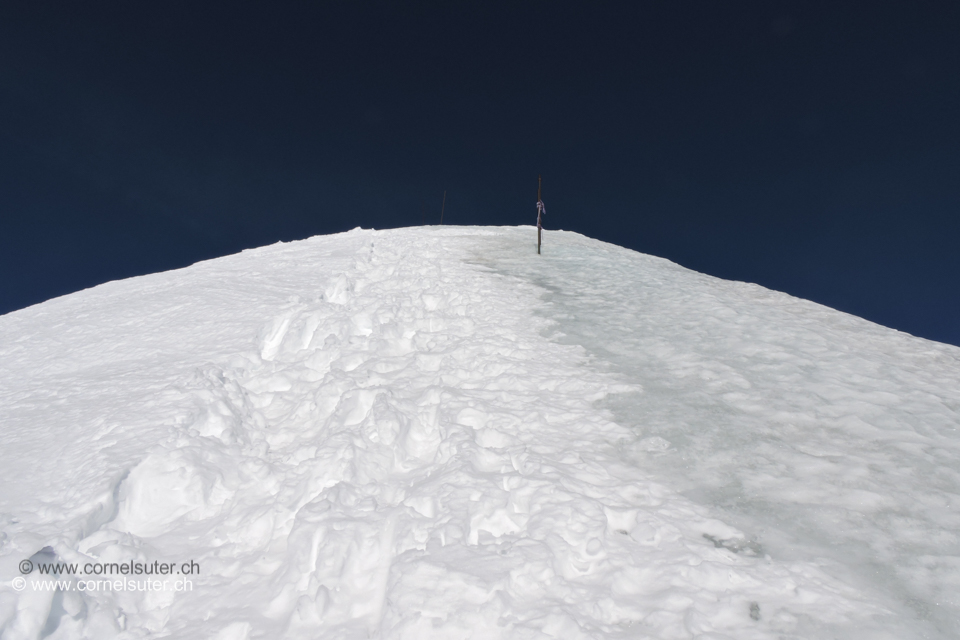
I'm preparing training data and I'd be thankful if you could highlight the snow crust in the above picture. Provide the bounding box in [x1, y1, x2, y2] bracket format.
[1, 226, 958, 639]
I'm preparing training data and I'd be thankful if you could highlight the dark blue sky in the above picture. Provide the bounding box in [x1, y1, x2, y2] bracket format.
[2, 1, 959, 345]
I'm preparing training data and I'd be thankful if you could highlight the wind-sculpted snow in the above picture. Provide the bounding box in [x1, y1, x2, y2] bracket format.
[474, 230, 960, 638]
[0, 227, 958, 639]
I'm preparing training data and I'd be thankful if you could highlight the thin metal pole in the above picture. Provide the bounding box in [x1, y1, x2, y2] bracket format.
[537, 175, 542, 255]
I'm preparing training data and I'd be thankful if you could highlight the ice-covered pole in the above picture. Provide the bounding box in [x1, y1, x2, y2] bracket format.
[536, 175, 545, 255]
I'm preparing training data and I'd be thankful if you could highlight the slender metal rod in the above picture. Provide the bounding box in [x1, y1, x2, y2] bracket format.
[537, 175, 542, 255]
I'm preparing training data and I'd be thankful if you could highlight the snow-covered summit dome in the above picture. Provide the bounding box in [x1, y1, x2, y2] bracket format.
[2, 226, 958, 639]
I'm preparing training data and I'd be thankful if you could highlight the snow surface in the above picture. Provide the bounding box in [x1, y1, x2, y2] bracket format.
[1, 226, 959, 639]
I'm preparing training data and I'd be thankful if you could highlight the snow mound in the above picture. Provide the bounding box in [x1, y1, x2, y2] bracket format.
[1, 226, 958, 639]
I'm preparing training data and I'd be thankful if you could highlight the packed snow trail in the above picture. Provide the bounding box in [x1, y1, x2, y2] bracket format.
[0, 227, 957, 639]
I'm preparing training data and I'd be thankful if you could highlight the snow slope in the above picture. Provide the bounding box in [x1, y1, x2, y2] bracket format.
[1, 226, 958, 639]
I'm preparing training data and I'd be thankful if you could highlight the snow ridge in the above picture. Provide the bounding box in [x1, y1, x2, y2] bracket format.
[0, 227, 954, 639]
